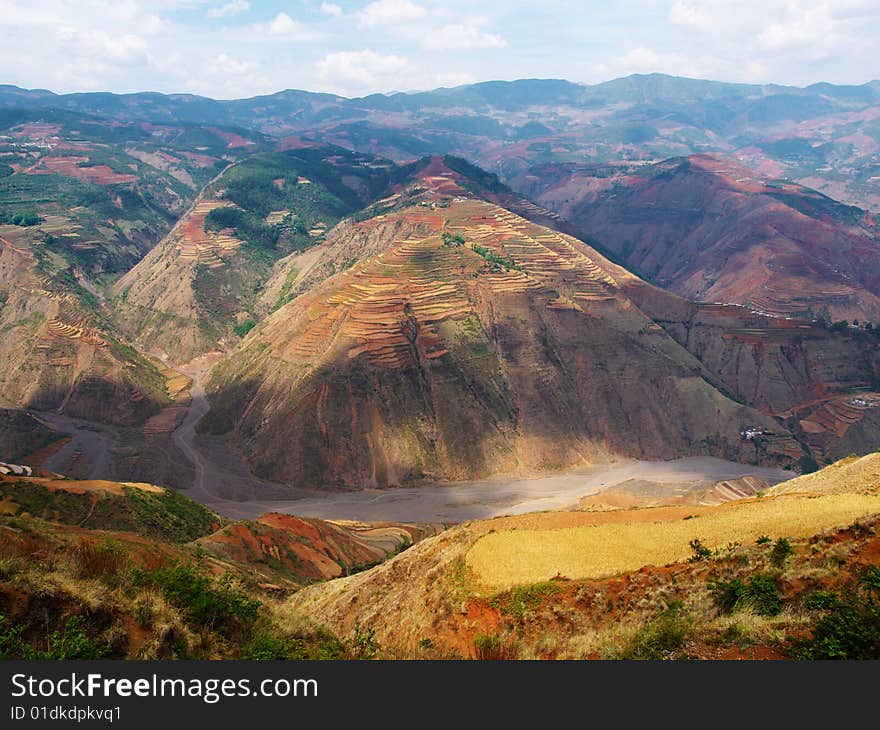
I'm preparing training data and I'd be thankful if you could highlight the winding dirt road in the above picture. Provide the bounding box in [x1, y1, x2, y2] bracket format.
[170, 373, 213, 503]
[38, 413, 110, 479]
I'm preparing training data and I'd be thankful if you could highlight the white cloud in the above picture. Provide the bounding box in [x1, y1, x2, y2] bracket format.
[621, 46, 661, 71]
[58, 26, 150, 67]
[208, 1, 250, 19]
[315, 49, 408, 93]
[268, 12, 302, 36]
[250, 11, 322, 41]
[357, 0, 425, 29]
[668, 2, 712, 30]
[422, 24, 507, 51]
[184, 52, 263, 98]
[320, 2, 343, 18]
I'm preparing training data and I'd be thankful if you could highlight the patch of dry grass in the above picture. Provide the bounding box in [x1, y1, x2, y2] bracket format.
[466, 494, 880, 589]
[770, 453, 880, 495]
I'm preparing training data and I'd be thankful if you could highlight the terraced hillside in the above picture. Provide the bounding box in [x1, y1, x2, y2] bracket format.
[0, 233, 169, 424]
[113, 147, 399, 362]
[624, 286, 880, 434]
[523, 154, 880, 323]
[0, 110, 270, 427]
[201, 159, 824, 488]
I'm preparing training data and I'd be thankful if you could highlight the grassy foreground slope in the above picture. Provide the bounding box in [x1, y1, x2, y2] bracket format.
[0, 474, 433, 659]
[770, 452, 880, 495]
[288, 453, 880, 659]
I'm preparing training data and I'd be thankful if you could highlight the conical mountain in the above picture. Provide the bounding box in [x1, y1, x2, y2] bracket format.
[199, 158, 849, 488]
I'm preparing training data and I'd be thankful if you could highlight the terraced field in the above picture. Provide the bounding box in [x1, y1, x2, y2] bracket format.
[259, 194, 628, 376]
[780, 393, 880, 462]
[172, 200, 243, 268]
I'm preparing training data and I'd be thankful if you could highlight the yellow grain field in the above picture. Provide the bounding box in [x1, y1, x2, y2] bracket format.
[466, 494, 880, 589]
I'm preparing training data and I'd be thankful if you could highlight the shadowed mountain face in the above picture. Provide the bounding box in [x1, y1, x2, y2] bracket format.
[194, 158, 880, 489]
[519, 154, 880, 323]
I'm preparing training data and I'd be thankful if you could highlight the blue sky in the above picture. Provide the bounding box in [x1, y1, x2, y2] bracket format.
[2, 0, 878, 98]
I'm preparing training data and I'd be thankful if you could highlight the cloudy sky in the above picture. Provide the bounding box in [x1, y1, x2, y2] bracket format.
[1, 0, 878, 99]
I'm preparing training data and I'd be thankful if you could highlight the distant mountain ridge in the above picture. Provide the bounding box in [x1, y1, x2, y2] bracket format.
[4, 72, 880, 212]
[3, 74, 879, 128]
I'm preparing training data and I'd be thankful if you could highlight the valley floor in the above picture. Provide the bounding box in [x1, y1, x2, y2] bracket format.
[28, 399, 792, 522]
[26, 353, 792, 523]
[212, 457, 793, 523]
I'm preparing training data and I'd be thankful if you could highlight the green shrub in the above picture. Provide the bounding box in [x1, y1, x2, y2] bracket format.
[37, 616, 108, 659]
[688, 538, 713, 562]
[471, 243, 521, 271]
[746, 575, 782, 616]
[0, 614, 25, 659]
[795, 566, 880, 659]
[233, 319, 256, 338]
[622, 601, 691, 660]
[246, 633, 294, 660]
[0, 210, 40, 226]
[804, 591, 840, 611]
[718, 623, 756, 649]
[711, 577, 746, 614]
[246, 629, 346, 660]
[710, 574, 781, 617]
[770, 537, 794, 567]
[490, 582, 559, 619]
[27, 616, 109, 660]
[442, 231, 465, 247]
[349, 621, 379, 660]
[798, 455, 819, 474]
[473, 632, 518, 660]
[141, 562, 260, 637]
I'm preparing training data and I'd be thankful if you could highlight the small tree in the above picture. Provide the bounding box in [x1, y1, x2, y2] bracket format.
[442, 231, 466, 247]
[688, 538, 713, 562]
[770, 537, 793, 568]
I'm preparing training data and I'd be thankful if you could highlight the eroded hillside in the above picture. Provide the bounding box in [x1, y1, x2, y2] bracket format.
[113, 147, 400, 362]
[522, 154, 880, 323]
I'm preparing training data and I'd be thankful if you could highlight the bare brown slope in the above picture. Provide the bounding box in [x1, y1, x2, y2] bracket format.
[201, 167, 810, 489]
[525, 154, 880, 323]
[198, 514, 441, 584]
